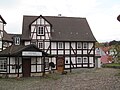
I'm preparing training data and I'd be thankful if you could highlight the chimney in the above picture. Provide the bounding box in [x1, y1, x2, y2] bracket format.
[58, 14, 62, 17]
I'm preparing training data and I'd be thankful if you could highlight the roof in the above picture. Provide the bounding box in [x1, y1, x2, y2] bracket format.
[3, 31, 22, 42]
[3, 30, 13, 42]
[0, 15, 7, 24]
[101, 55, 112, 64]
[22, 15, 96, 41]
[0, 44, 49, 57]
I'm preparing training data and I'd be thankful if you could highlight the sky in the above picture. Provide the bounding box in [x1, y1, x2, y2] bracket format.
[0, 0, 120, 42]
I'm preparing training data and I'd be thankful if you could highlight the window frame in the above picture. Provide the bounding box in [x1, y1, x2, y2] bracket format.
[65, 59, 68, 64]
[15, 37, 20, 45]
[0, 58, 7, 71]
[83, 57, 88, 63]
[45, 58, 49, 69]
[83, 43, 88, 49]
[77, 57, 82, 63]
[77, 42, 82, 49]
[58, 42, 63, 49]
[37, 26, 44, 35]
[38, 42, 43, 49]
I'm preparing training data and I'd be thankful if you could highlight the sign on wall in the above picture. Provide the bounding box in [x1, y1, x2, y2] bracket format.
[22, 51, 42, 56]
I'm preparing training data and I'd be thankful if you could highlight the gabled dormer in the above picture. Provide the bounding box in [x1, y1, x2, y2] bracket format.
[29, 15, 52, 40]
[22, 15, 52, 51]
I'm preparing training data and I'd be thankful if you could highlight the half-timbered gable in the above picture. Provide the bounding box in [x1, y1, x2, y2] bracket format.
[22, 15, 52, 53]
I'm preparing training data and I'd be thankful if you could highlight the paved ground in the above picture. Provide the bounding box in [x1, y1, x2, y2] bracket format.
[0, 68, 120, 90]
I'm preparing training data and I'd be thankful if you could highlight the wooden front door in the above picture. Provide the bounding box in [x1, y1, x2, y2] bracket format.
[57, 57, 64, 73]
[22, 58, 31, 77]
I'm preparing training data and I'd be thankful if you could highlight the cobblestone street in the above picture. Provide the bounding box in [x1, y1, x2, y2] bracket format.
[0, 68, 120, 90]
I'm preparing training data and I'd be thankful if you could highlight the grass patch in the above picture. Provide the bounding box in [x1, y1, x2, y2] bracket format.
[102, 63, 120, 68]
[106, 63, 120, 66]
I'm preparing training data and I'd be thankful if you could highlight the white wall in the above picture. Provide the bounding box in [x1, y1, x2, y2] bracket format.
[0, 22, 3, 30]
[51, 42, 56, 49]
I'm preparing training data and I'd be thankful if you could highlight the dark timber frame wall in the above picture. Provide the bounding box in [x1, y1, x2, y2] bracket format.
[50, 41, 95, 70]
[0, 56, 48, 77]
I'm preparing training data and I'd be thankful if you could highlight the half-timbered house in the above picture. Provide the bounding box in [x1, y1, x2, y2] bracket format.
[0, 15, 97, 77]
[22, 15, 96, 70]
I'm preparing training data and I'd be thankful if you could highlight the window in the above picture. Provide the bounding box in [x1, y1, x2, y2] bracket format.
[83, 57, 88, 63]
[83, 43, 87, 49]
[37, 26, 44, 35]
[38, 42, 43, 49]
[77, 57, 82, 63]
[77, 42, 82, 48]
[31, 42, 36, 45]
[0, 58, 7, 71]
[66, 60, 68, 64]
[15, 37, 20, 45]
[45, 58, 49, 69]
[58, 42, 63, 49]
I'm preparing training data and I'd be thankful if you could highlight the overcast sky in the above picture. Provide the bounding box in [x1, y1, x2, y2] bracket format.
[0, 0, 120, 42]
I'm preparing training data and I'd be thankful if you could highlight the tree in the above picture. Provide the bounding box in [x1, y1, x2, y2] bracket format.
[109, 40, 118, 46]
[111, 44, 120, 63]
[95, 42, 104, 48]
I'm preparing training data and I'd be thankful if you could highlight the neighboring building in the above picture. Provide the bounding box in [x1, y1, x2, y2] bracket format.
[0, 15, 13, 51]
[95, 47, 113, 64]
[0, 15, 7, 51]
[0, 15, 96, 77]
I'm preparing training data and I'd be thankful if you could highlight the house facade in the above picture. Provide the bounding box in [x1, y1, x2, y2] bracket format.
[0, 15, 96, 77]
[0, 15, 6, 51]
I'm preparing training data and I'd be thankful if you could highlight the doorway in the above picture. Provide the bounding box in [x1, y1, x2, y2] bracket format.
[22, 58, 31, 77]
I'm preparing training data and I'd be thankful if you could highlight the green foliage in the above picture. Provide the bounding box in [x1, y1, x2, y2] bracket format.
[95, 42, 104, 48]
[102, 63, 120, 69]
[111, 44, 120, 63]
[109, 40, 120, 46]
[98, 40, 120, 63]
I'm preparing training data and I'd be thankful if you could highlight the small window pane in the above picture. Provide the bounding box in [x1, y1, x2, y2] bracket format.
[66, 60, 68, 63]
[37, 26, 44, 35]
[0, 58, 7, 71]
[77, 42, 82, 48]
[83, 57, 88, 63]
[45, 58, 49, 69]
[77, 57, 82, 63]
[15, 37, 20, 45]
[38, 42, 43, 49]
[58, 42, 63, 49]
[83, 43, 87, 49]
